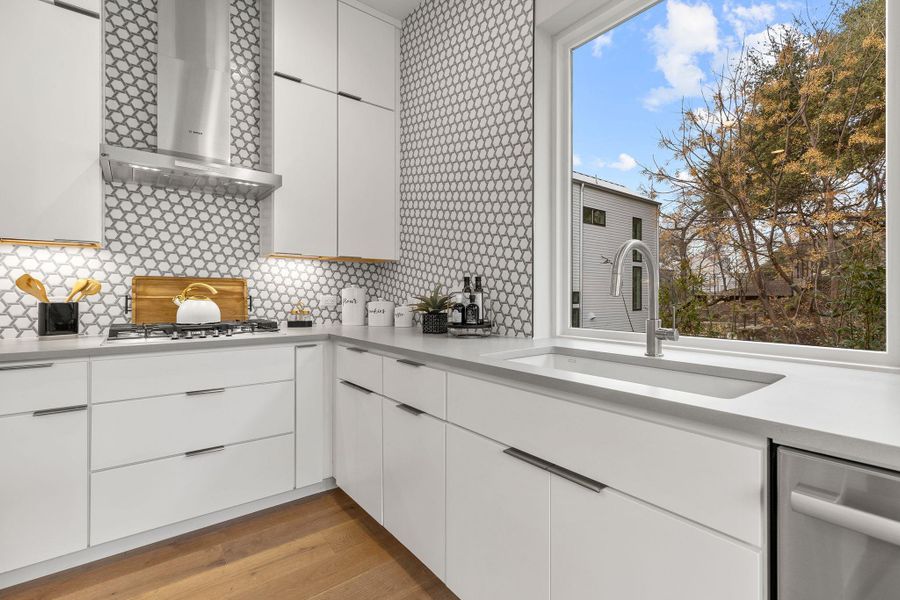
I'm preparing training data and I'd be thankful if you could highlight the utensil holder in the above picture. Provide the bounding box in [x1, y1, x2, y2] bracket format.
[38, 302, 79, 336]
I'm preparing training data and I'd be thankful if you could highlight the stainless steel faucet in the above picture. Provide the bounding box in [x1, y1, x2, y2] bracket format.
[609, 239, 678, 357]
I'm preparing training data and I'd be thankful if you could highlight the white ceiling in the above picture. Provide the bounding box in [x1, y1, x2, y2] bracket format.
[357, 0, 422, 21]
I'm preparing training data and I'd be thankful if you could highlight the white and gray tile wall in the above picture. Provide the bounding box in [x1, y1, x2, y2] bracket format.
[0, 0, 535, 339]
[377, 0, 535, 337]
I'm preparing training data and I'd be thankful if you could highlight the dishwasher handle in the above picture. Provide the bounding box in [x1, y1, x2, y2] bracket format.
[791, 485, 900, 547]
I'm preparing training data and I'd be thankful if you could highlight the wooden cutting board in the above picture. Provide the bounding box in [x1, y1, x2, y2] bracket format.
[131, 276, 248, 324]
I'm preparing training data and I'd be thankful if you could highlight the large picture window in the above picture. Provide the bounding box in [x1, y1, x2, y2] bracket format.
[567, 0, 888, 354]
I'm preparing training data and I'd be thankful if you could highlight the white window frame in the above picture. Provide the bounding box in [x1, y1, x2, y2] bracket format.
[550, 0, 900, 368]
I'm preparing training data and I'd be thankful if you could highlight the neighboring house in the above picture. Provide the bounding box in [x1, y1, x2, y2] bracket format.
[571, 172, 660, 333]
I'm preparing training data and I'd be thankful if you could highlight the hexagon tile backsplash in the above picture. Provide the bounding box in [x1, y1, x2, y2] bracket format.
[0, 0, 536, 339]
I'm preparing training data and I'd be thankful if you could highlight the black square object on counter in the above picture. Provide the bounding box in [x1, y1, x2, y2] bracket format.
[38, 302, 79, 336]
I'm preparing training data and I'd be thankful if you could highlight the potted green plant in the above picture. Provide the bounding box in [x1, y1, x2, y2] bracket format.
[410, 285, 452, 334]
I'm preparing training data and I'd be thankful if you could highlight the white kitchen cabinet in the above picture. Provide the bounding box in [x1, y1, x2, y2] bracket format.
[0, 406, 88, 574]
[92, 381, 294, 470]
[261, 78, 338, 257]
[91, 434, 294, 545]
[382, 399, 446, 580]
[334, 379, 383, 522]
[296, 344, 326, 488]
[0, 0, 101, 245]
[335, 344, 383, 393]
[338, 2, 396, 110]
[0, 361, 88, 417]
[382, 357, 446, 419]
[338, 97, 396, 260]
[445, 424, 550, 600]
[551, 475, 762, 600]
[91, 346, 294, 404]
[273, 0, 336, 92]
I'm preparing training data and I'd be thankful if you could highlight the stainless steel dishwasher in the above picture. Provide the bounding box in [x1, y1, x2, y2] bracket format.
[777, 447, 900, 599]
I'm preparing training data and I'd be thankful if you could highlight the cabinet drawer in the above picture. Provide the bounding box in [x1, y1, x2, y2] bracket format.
[92, 381, 294, 470]
[92, 346, 294, 403]
[447, 374, 764, 546]
[0, 360, 87, 417]
[551, 475, 761, 600]
[335, 344, 382, 393]
[383, 357, 446, 419]
[90, 434, 294, 545]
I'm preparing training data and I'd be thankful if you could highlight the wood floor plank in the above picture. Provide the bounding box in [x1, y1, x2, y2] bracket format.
[0, 490, 457, 600]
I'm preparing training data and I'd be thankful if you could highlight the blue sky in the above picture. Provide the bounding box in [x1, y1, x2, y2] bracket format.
[572, 0, 833, 195]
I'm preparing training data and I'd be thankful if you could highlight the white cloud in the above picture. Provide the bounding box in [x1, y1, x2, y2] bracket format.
[573, 154, 583, 167]
[725, 2, 776, 39]
[643, 1, 721, 111]
[592, 153, 637, 171]
[591, 32, 614, 59]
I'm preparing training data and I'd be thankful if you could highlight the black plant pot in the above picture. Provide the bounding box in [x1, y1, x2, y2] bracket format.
[421, 312, 448, 334]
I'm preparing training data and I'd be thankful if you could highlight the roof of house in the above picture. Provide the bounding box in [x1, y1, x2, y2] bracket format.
[572, 172, 661, 207]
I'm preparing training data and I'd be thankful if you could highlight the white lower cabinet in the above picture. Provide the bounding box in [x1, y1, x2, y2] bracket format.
[0, 407, 88, 574]
[382, 399, 446, 580]
[90, 434, 294, 545]
[445, 424, 550, 600]
[296, 344, 326, 488]
[334, 379, 383, 523]
[550, 475, 762, 600]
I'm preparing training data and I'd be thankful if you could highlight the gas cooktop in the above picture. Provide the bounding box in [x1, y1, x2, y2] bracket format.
[107, 319, 280, 341]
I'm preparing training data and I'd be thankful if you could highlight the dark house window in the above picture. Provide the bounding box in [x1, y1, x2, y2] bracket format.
[632, 217, 643, 262]
[583, 207, 606, 227]
[632, 266, 642, 311]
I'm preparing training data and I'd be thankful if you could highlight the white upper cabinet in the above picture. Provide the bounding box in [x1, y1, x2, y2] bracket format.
[338, 97, 396, 260]
[261, 78, 338, 257]
[338, 3, 397, 110]
[273, 0, 337, 91]
[0, 0, 101, 244]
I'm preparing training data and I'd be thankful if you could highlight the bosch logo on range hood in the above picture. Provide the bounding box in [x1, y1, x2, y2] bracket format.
[100, 0, 281, 200]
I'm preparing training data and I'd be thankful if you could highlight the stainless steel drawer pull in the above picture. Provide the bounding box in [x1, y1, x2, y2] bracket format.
[340, 380, 373, 395]
[397, 403, 425, 416]
[274, 71, 303, 84]
[397, 358, 425, 368]
[185, 445, 225, 458]
[791, 486, 900, 547]
[346, 346, 368, 354]
[295, 344, 318, 349]
[338, 91, 363, 101]
[185, 388, 226, 396]
[0, 362, 54, 372]
[33, 404, 87, 417]
[503, 447, 607, 493]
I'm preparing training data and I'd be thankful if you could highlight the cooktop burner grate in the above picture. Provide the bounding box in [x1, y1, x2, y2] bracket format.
[108, 319, 280, 341]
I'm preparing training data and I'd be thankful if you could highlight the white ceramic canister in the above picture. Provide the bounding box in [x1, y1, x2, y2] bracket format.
[394, 297, 415, 328]
[340, 286, 366, 326]
[367, 299, 395, 327]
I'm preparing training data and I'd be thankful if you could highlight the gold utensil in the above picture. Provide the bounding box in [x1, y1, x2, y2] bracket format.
[73, 279, 101, 302]
[15, 274, 50, 303]
[66, 278, 90, 302]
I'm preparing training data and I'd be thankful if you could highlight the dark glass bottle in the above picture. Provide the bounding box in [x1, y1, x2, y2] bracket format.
[450, 300, 466, 324]
[474, 276, 484, 323]
[463, 276, 472, 295]
[465, 294, 480, 325]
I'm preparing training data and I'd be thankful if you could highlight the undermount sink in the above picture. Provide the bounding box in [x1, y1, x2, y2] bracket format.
[490, 347, 784, 399]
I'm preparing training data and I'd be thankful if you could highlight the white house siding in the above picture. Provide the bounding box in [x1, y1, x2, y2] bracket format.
[572, 180, 659, 333]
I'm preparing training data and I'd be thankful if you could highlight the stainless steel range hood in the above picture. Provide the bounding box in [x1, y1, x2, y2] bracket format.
[100, 0, 281, 200]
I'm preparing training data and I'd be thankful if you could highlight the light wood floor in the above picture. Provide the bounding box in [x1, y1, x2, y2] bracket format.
[1, 490, 458, 600]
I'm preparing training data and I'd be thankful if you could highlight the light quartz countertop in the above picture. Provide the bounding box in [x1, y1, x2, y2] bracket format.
[2, 325, 899, 470]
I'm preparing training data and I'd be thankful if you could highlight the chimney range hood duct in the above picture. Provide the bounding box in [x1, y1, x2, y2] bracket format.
[100, 0, 281, 200]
